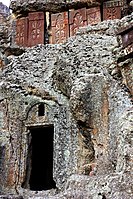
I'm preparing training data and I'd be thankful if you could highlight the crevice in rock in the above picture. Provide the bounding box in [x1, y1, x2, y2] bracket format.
[78, 125, 95, 175]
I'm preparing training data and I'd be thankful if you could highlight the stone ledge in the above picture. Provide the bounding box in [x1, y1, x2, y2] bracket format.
[10, 0, 100, 15]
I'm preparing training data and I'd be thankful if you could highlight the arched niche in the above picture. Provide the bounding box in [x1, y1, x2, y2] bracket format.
[19, 99, 78, 191]
[22, 101, 56, 191]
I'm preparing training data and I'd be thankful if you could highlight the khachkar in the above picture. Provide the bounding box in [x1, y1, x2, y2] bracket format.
[10, 0, 132, 47]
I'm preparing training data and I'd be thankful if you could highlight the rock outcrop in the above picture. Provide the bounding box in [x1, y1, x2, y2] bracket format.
[0, 6, 132, 199]
[10, 0, 100, 14]
[0, 3, 11, 68]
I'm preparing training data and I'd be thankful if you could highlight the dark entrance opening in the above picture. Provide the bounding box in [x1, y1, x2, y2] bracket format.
[29, 126, 56, 191]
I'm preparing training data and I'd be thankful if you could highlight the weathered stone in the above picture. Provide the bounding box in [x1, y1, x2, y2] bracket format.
[10, 0, 100, 14]
[0, 4, 133, 199]
[0, 196, 23, 199]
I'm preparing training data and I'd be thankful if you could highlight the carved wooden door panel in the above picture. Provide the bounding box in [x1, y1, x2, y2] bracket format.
[87, 7, 101, 25]
[69, 8, 87, 36]
[16, 17, 28, 47]
[50, 12, 69, 44]
[28, 12, 44, 47]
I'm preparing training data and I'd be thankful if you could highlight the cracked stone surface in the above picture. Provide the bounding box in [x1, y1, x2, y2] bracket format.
[0, 11, 133, 199]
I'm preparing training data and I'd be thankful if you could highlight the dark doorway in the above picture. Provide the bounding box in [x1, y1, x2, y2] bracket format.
[29, 126, 56, 191]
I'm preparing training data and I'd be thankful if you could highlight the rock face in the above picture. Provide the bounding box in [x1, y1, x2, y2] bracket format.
[0, 9, 133, 199]
[0, 3, 11, 68]
[0, 3, 10, 45]
[10, 0, 99, 13]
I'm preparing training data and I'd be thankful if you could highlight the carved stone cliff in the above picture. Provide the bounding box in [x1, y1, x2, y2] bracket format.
[0, 11, 133, 198]
[0, 0, 133, 198]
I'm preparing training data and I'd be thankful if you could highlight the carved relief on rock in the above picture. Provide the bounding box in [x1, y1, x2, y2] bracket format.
[69, 8, 87, 36]
[28, 12, 44, 47]
[30, 21, 42, 40]
[51, 12, 69, 44]
[15, 18, 28, 46]
[104, 0, 124, 8]
[103, 1, 122, 20]
[103, 6, 121, 20]
[87, 7, 101, 25]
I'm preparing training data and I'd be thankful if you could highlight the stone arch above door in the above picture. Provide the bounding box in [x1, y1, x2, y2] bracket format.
[24, 101, 55, 127]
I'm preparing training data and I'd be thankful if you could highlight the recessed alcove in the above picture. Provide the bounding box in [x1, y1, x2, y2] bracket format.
[38, 103, 45, 116]
[23, 125, 56, 191]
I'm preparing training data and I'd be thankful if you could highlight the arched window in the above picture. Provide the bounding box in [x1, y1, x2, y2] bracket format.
[38, 103, 45, 116]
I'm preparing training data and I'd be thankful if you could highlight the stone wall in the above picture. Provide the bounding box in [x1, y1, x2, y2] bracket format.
[0, 12, 132, 199]
[12, 0, 133, 47]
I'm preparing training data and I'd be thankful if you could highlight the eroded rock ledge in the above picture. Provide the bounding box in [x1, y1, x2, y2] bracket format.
[10, 0, 100, 14]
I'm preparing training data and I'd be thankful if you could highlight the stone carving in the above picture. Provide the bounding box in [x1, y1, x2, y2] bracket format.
[103, 0, 124, 8]
[87, 7, 101, 25]
[69, 8, 87, 36]
[30, 21, 42, 40]
[51, 12, 69, 44]
[0, 10, 133, 197]
[103, 0, 123, 20]
[103, 7, 121, 20]
[16, 18, 28, 46]
[28, 12, 44, 47]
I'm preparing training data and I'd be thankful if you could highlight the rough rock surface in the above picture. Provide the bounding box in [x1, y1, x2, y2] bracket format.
[0, 12, 133, 199]
[10, 0, 99, 14]
[0, 196, 23, 199]
[0, 7, 12, 68]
